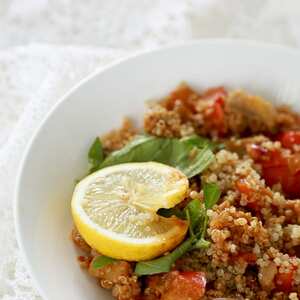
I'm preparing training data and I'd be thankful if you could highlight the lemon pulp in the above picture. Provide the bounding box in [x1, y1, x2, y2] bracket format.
[72, 162, 189, 261]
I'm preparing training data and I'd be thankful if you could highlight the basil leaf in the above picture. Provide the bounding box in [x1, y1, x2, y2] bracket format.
[185, 209, 194, 236]
[184, 199, 201, 231]
[100, 135, 162, 168]
[88, 137, 104, 173]
[181, 134, 217, 150]
[200, 212, 209, 239]
[157, 207, 185, 219]
[92, 255, 116, 270]
[193, 238, 210, 249]
[166, 141, 214, 178]
[97, 135, 214, 178]
[135, 237, 195, 276]
[203, 183, 221, 209]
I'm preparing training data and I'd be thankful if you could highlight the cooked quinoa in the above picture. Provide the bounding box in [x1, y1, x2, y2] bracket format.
[72, 83, 300, 300]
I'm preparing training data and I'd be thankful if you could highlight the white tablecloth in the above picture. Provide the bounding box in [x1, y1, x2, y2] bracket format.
[1, 0, 300, 299]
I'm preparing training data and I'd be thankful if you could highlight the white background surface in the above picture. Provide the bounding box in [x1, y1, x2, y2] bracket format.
[1, 1, 300, 299]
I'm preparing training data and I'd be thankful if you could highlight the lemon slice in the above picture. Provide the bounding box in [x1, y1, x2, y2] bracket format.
[71, 162, 189, 261]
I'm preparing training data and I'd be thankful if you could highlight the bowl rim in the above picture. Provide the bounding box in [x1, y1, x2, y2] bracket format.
[14, 38, 300, 299]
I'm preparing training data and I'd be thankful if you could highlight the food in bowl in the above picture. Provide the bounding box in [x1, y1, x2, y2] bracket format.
[71, 83, 300, 300]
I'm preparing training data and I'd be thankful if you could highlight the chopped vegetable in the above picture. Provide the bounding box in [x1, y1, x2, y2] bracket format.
[92, 255, 116, 270]
[278, 130, 300, 149]
[147, 271, 206, 300]
[275, 268, 295, 293]
[93, 135, 214, 178]
[248, 143, 300, 198]
[203, 88, 228, 136]
[88, 137, 104, 173]
[166, 271, 206, 300]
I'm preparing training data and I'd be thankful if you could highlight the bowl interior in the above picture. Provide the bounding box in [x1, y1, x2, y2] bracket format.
[16, 40, 300, 300]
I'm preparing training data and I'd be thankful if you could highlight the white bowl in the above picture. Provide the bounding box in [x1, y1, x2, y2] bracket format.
[15, 40, 300, 300]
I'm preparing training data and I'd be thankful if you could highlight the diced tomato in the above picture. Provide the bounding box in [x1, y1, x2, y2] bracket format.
[262, 165, 300, 199]
[282, 171, 300, 199]
[248, 144, 300, 198]
[262, 166, 288, 187]
[248, 144, 269, 161]
[212, 100, 225, 124]
[206, 96, 227, 136]
[161, 271, 206, 300]
[200, 86, 228, 136]
[248, 144, 286, 168]
[288, 153, 300, 174]
[278, 131, 300, 149]
[275, 268, 295, 293]
[202, 86, 227, 100]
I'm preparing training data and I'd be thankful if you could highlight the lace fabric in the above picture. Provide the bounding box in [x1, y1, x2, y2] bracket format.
[1, 0, 300, 298]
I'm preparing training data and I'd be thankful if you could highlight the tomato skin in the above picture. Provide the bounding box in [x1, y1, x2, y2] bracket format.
[248, 144, 286, 167]
[262, 164, 300, 199]
[275, 269, 295, 293]
[202, 86, 227, 100]
[147, 271, 206, 300]
[198, 86, 227, 136]
[278, 131, 300, 149]
[207, 96, 227, 136]
[248, 144, 300, 198]
[161, 271, 206, 300]
[262, 166, 288, 187]
[212, 99, 225, 125]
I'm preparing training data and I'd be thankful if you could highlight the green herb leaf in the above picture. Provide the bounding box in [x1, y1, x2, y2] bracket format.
[200, 213, 209, 239]
[203, 182, 221, 209]
[98, 135, 214, 178]
[92, 255, 116, 270]
[185, 209, 194, 237]
[88, 137, 104, 173]
[100, 135, 162, 168]
[181, 134, 217, 150]
[193, 238, 210, 249]
[184, 199, 201, 231]
[169, 143, 214, 178]
[135, 237, 195, 276]
[157, 207, 185, 219]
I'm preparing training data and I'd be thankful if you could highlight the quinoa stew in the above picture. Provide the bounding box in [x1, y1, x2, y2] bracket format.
[71, 83, 300, 300]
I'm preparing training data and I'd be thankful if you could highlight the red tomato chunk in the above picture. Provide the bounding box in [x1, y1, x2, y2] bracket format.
[248, 144, 300, 198]
[275, 268, 295, 293]
[278, 131, 300, 149]
[146, 271, 206, 300]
